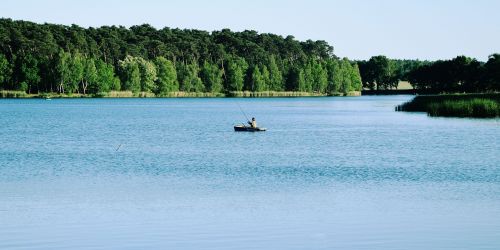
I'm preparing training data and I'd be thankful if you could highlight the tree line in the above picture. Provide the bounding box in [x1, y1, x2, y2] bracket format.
[357, 55, 500, 93]
[0, 18, 362, 96]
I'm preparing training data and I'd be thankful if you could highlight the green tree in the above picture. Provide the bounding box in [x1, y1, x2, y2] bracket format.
[338, 58, 353, 94]
[6, 18, 495, 95]
[297, 69, 306, 92]
[261, 65, 270, 91]
[68, 53, 84, 93]
[137, 57, 157, 92]
[20, 55, 40, 93]
[90, 59, 119, 93]
[367, 55, 395, 90]
[326, 59, 340, 94]
[268, 55, 283, 91]
[119, 56, 141, 92]
[285, 66, 303, 91]
[82, 58, 97, 94]
[201, 61, 223, 93]
[251, 65, 265, 92]
[312, 61, 327, 93]
[179, 62, 203, 92]
[484, 54, 500, 91]
[226, 57, 248, 91]
[302, 62, 313, 92]
[351, 64, 363, 91]
[0, 53, 11, 89]
[154, 57, 178, 94]
[55, 50, 71, 93]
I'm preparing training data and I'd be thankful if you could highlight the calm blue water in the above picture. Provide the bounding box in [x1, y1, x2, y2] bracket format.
[1, 96, 499, 249]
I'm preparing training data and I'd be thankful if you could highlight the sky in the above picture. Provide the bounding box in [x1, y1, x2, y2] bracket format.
[1, 0, 499, 61]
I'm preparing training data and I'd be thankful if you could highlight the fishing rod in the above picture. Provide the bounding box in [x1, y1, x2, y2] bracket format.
[235, 100, 250, 123]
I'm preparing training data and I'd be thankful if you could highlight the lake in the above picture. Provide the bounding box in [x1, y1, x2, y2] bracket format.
[1, 96, 499, 249]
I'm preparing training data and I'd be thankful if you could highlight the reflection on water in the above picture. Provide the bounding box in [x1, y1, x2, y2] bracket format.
[1, 96, 499, 249]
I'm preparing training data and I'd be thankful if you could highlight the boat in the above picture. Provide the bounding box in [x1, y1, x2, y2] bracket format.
[234, 125, 267, 132]
[233, 102, 266, 132]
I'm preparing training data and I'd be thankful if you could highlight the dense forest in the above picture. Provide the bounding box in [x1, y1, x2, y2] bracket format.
[0, 18, 362, 96]
[357, 55, 500, 93]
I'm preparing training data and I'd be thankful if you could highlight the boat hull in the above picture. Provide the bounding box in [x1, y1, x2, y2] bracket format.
[234, 125, 266, 132]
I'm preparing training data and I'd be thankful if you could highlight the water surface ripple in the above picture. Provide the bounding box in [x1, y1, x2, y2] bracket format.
[1, 96, 499, 249]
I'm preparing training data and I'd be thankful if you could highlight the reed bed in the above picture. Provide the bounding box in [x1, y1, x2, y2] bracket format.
[228, 91, 328, 97]
[428, 99, 498, 117]
[101, 91, 135, 98]
[2, 90, 362, 99]
[396, 93, 500, 118]
[0, 90, 30, 98]
[158, 92, 224, 97]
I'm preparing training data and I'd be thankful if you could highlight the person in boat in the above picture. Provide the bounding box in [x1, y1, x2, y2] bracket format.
[248, 117, 257, 128]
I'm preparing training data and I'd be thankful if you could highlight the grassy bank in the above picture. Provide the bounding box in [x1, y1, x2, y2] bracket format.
[396, 93, 500, 118]
[228, 91, 325, 97]
[0, 90, 31, 98]
[0, 90, 361, 98]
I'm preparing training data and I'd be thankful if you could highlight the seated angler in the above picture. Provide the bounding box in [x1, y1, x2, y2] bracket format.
[248, 117, 257, 128]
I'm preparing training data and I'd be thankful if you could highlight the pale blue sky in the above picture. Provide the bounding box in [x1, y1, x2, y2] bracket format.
[2, 0, 499, 61]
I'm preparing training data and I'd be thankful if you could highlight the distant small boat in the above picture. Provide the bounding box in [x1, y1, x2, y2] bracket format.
[45, 97, 52, 101]
[234, 125, 266, 132]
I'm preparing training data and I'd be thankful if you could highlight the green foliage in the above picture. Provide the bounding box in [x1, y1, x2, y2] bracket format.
[119, 55, 157, 92]
[200, 61, 223, 93]
[302, 62, 313, 92]
[261, 65, 270, 91]
[483, 54, 500, 91]
[68, 53, 84, 93]
[137, 58, 157, 92]
[179, 62, 204, 92]
[250, 66, 265, 92]
[1, 18, 496, 96]
[366, 55, 394, 90]
[268, 55, 283, 91]
[119, 56, 141, 92]
[0, 90, 29, 98]
[396, 93, 500, 118]
[428, 99, 498, 118]
[226, 57, 248, 91]
[82, 58, 97, 94]
[154, 57, 178, 94]
[339, 58, 352, 94]
[351, 64, 363, 91]
[19, 54, 40, 93]
[55, 50, 71, 93]
[326, 59, 340, 94]
[0, 18, 365, 95]
[284, 67, 302, 91]
[406, 56, 481, 92]
[312, 60, 328, 92]
[325, 58, 361, 94]
[0, 53, 11, 89]
[359, 55, 497, 93]
[91, 60, 119, 93]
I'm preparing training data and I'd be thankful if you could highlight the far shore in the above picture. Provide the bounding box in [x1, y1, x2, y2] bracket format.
[0, 90, 362, 99]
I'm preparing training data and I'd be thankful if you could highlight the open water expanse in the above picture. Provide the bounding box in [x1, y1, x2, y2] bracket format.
[0, 96, 499, 249]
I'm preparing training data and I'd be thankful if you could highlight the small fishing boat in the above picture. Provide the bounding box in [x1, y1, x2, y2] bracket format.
[234, 125, 266, 132]
[233, 102, 266, 132]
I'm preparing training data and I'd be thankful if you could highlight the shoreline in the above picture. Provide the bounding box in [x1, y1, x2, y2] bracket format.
[0, 90, 362, 99]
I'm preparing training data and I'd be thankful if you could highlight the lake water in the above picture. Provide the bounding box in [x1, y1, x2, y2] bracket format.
[0, 96, 499, 249]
